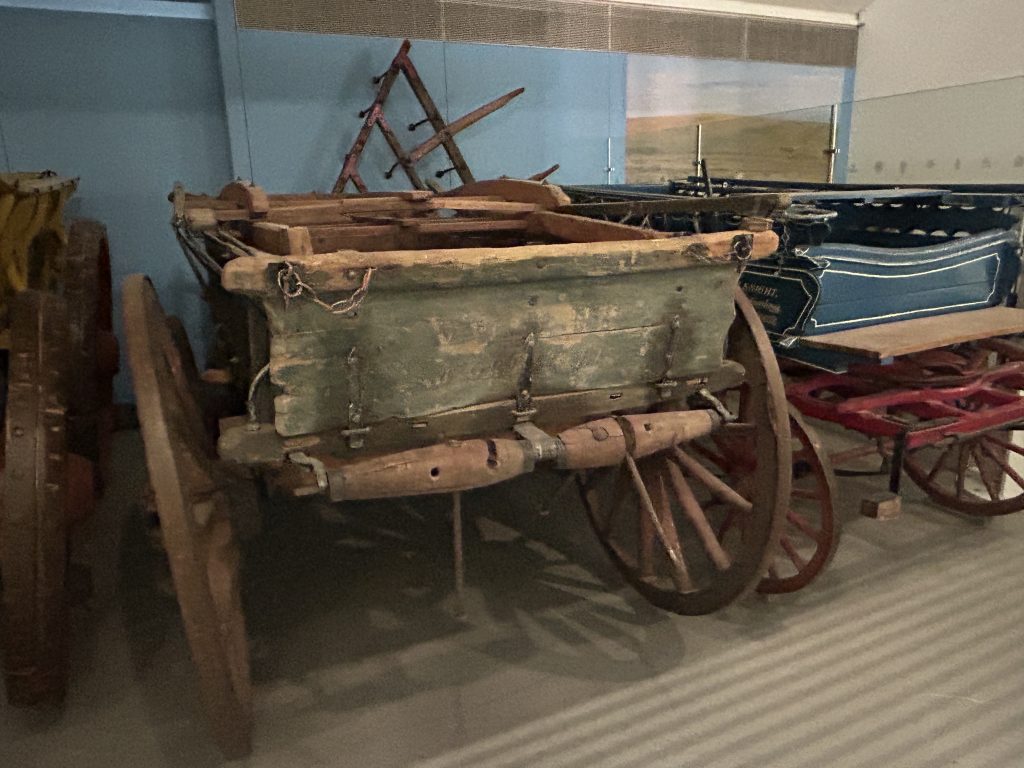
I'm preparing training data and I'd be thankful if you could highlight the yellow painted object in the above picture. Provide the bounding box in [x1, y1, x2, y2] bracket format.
[0, 171, 78, 323]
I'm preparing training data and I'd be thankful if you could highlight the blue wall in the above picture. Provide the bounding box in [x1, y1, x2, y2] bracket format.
[233, 30, 627, 192]
[0, 8, 849, 403]
[0, 8, 231, 401]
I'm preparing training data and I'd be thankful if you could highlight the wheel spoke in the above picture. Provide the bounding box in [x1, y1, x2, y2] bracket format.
[973, 444, 1004, 500]
[978, 441, 1024, 493]
[624, 455, 694, 592]
[791, 487, 821, 501]
[926, 444, 956, 484]
[650, 466, 692, 585]
[672, 446, 752, 513]
[780, 536, 808, 572]
[692, 442, 730, 473]
[785, 509, 822, 544]
[597, 466, 629, 535]
[664, 458, 732, 571]
[638, 466, 657, 579]
[956, 445, 968, 499]
[982, 434, 1024, 458]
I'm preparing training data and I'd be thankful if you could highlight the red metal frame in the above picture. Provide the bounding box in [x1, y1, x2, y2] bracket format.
[787, 361, 1024, 451]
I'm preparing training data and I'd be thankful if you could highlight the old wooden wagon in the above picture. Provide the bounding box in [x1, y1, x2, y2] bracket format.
[125, 178, 790, 757]
[0, 171, 118, 705]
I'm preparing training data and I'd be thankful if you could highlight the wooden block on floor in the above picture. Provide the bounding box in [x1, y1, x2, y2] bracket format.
[861, 492, 901, 520]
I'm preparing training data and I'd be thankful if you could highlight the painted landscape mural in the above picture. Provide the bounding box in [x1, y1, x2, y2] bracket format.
[626, 56, 853, 182]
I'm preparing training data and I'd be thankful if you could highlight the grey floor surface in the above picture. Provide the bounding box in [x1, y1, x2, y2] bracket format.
[2, 429, 1024, 767]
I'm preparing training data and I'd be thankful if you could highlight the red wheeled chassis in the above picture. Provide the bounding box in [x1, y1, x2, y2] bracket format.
[787, 341, 1024, 516]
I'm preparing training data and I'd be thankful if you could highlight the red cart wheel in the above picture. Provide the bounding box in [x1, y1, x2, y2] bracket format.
[580, 289, 790, 614]
[756, 408, 839, 594]
[904, 428, 1024, 516]
[123, 275, 252, 758]
[901, 344, 1024, 517]
[64, 219, 118, 478]
[1, 291, 70, 705]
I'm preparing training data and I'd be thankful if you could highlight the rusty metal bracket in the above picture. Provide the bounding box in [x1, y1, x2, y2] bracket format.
[288, 451, 328, 492]
[513, 332, 537, 422]
[655, 315, 681, 399]
[689, 387, 737, 423]
[730, 233, 754, 263]
[345, 347, 368, 448]
[513, 422, 561, 465]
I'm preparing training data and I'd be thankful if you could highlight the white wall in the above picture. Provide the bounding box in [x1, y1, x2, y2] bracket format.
[855, 0, 1024, 99]
[847, 0, 1024, 184]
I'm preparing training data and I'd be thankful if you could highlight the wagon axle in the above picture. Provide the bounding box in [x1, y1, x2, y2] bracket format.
[281, 409, 725, 502]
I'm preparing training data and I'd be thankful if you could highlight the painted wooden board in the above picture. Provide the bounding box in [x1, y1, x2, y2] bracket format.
[222, 230, 779, 295]
[262, 266, 738, 436]
[800, 306, 1024, 360]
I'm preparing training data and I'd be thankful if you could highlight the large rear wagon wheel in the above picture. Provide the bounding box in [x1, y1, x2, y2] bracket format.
[580, 290, 790, 614]
[0, 290, 70, 705]
[64, 219, 118, 478]
[123, 275, 252, 758]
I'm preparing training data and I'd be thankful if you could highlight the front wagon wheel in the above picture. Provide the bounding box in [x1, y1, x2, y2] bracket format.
[580, 289, 791, 614]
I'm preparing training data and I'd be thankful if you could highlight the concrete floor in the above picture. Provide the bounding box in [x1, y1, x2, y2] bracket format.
[3, 429, 1024, 767]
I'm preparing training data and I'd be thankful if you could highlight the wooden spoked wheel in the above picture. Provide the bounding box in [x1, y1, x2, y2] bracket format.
[580, 290, 791, 614]
[123, 275, 252, 758]
[904, 428, 1024, 516]
[64, 219, 118, 477]
[756, 409, 839, 594]
[900, 345, 1024, 517]
[0, 291, 70, 705]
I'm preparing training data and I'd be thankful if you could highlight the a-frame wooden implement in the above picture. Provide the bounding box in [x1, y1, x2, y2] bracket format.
[333, 39, 524, 194]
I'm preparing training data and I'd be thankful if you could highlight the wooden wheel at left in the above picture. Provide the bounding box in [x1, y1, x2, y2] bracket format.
[579, 290, 791, 614]
[123, 274, 252, 758]
[0, 290, 70, 705]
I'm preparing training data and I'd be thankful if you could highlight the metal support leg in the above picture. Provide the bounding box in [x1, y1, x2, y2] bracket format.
[451, 491, 466, 618]
[889, 433, 906, 494]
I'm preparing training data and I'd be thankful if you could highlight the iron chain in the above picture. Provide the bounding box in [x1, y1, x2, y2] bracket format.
[277, 262, 375, 315]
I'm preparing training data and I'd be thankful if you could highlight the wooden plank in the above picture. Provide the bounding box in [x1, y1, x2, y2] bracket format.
[222, 229, 780, 295]
[249, 222, 313, 256]
[409, 218, 528, 234]
[527, 210, 660, 242]
[428, 198, 539, 213]
[299, 219, 526, 254]
[800, 307, 1024, 360]
[306, 225, 405, 254]
[557, 192, 792, 218]
[445, 179, 571, 208]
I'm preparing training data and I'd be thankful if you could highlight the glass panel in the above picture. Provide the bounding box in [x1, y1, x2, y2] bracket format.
[700, 104, 835, 183]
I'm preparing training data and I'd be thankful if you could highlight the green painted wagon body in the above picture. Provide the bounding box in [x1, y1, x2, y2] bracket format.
[221, 235, 760, 452]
